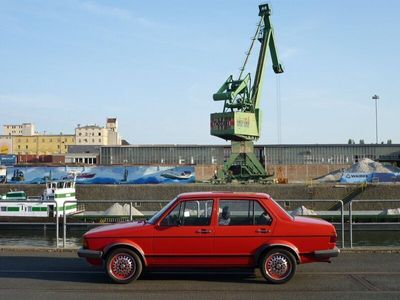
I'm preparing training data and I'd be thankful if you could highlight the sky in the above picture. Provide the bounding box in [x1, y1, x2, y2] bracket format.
[0, 0, 399, 145]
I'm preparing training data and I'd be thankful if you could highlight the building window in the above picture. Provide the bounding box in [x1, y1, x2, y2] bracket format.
[18, 145, 20, 149]
[99, 139, 101, 142]
[79, 133, 82, 136]
[26, 145, 28, 149]
[98, 132, 101, 136]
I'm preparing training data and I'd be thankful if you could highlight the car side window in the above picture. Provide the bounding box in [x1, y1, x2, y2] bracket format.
[160, 200, 213, 226]
[160, 202, 183, 226]
[254, 201, 272, 225]
[219, 200, 272, 226]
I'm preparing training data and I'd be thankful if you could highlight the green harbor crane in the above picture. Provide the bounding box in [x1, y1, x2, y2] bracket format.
[210, 3, 283, 182]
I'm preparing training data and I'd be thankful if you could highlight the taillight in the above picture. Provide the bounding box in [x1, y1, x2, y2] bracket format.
[82, 238, 88, 248]
[330, 234, 337, 243]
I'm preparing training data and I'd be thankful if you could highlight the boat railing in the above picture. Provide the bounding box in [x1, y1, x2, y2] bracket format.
[26, 196, 43, 201]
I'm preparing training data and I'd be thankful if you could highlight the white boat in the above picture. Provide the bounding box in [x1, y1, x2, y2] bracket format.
[160, 170, 193, 180]
[0, 166, 6, 183]
[0, 179, 78, 217]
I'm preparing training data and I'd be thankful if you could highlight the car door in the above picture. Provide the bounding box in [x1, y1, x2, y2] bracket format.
[152, 199, 215, 267]
[214, 198, 274, 267]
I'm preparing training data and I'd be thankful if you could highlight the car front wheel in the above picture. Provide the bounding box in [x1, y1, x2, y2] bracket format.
[106, 248, 143, 284]
[260, 248, 297, 284]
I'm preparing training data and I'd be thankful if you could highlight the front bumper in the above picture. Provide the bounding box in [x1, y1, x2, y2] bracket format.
[313, 247, 340, 259]
[77, 248, 103, 259]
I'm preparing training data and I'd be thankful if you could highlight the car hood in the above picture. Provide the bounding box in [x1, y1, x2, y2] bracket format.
[84, 221, 148, 238]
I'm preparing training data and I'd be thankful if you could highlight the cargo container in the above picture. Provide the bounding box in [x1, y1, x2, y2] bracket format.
[0, 154, 17, 166]
[17, 155, 52, 164]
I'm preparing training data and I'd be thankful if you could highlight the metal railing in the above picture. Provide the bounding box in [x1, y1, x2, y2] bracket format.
[62, 200, 169, 248]
[349, 199, 400, 248]
[4, 198, 400, 249]
[276, 199, 344, 248]
[60, 199, 344, 249]
[0, 200, 60, 247]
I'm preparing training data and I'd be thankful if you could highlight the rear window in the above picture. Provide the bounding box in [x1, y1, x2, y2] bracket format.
[218, 200, 272, 226]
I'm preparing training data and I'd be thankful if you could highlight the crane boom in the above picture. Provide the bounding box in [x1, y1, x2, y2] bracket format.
[252, 4, 283, 111]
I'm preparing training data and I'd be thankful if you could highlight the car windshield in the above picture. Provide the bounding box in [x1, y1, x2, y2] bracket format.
[147, 197, 177, 224]
[270, 198, 294, 220]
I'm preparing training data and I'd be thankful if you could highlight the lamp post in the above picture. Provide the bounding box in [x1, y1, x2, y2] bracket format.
[372, 95, 379, 144]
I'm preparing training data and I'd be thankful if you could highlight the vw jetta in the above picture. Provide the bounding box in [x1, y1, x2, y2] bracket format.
[78, 192, 339, 284]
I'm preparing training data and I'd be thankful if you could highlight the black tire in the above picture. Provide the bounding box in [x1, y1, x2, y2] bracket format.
[106, 248, 143, 284]
[260, 248, 297, 284]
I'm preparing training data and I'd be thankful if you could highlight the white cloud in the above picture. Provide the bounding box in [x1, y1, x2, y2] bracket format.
[280, 47, 301, 61]
[78, 1, 162, 29]
[79, 1, 131, 20]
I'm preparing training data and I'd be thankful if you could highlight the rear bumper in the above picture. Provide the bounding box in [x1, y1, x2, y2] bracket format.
[313, 247, 340, 259]
[77, 248, 103, 259]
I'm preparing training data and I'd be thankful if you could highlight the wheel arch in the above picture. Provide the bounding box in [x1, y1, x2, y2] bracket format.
[103, 242, 147, 267]
[255, 243, 301, 265]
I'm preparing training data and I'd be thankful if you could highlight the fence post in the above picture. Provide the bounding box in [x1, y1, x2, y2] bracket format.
[63, 202, 67, 248]
[349, 200, 353, 248]
[130, 202, 133, 221]
[55, 202, 59, 248]
[340, 200, 344, 248]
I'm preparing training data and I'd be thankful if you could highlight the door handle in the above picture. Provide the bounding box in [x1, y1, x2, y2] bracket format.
[196, 229, 212, 234]
[256, 228, 270, 233]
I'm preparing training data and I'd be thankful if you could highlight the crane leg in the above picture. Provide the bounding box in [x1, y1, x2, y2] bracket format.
[217, 141, 271, 183]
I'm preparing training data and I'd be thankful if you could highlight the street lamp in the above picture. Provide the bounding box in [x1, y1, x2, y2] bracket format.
[372, 95, 379, 144]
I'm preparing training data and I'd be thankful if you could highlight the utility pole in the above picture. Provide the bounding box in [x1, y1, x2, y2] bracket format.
[372, 95, 379, 144]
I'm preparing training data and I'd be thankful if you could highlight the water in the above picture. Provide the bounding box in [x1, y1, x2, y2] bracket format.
[0, 229, 83, 248]
[0, 228, 399, 248]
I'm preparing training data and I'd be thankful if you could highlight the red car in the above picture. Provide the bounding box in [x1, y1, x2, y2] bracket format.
[78, 192, 339, 284]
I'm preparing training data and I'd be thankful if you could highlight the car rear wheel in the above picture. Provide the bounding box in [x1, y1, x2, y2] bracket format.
[260, 248, 296, 284]
[106, 248, 143, 284]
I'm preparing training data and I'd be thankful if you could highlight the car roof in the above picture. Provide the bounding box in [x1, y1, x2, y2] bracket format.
[177, 191, 272, 200]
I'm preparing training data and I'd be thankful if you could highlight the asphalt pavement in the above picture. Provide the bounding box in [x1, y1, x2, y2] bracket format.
[0, 250, 399, 300]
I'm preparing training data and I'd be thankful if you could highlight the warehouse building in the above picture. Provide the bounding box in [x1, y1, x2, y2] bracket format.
[100, 144, 400, 181]
[100, 144, 400, 165]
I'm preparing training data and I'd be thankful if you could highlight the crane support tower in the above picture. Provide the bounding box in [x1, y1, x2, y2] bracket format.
[210, 3, 283, 182]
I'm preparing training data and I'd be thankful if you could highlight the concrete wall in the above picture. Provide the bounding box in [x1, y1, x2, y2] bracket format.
[2, 183, 399, 211]
[2, 183, 400, 201]
[194, 164, 350, 182]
